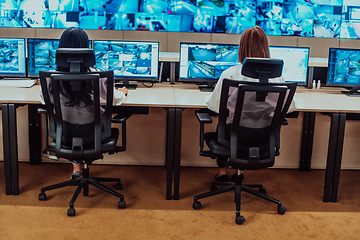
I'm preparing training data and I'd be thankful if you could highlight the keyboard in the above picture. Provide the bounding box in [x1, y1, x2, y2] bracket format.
[0, 79, 37, 88]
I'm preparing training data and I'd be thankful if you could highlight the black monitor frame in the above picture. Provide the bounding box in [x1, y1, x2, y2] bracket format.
[93, 39, 160, 89]
[326, 47, 360, 96]
[27, 38, 92, 78]
[0, 37, 26, 78]
[179, 42, 240, 92]
[269, 45, 310, 86]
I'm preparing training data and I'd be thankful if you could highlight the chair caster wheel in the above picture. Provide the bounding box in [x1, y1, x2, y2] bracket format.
[67, 208, 76, 216]
[277, 206, 286, 215]
[235, 215, 245, 225]
[193, 201, 202, 210]
[115, 182, 123, 190]
[118, 200, 126, 209]
[259, 188, 267, 195]
[38, 193, 46, 201]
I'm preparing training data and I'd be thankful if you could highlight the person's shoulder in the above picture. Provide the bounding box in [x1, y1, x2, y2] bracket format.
[222, 64, 242, 78]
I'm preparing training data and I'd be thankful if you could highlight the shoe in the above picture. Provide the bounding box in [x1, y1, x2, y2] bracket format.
[231, 173, 244, 182]
[70, 171, 82, 179]
[215, 174, 229, 182]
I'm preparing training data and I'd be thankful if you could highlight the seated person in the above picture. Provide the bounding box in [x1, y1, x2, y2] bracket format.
[39, 27, 128, 178]
[205, 26, 297, 182]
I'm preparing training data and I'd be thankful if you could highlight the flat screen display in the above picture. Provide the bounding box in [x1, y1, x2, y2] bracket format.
[93, 40, 159, 81]
[179, 42, 240, 82]
[0, 37, 26, 77]
[327, 48, 360, 87]
[27, 38, 92, 77]
[0, 0, 356, 39]
[269, 46, 310, 84]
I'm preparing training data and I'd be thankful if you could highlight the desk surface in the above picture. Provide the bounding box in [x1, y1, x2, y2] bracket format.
[1, 83, 358, 114]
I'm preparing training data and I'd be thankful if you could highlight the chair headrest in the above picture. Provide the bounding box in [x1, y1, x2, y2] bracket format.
[56, 48, 95, 73]
[241, 58, 283, 84]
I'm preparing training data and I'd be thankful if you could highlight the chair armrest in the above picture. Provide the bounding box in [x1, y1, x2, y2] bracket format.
[281, 119, 288, 125]
[112, 111, 133, 124]
[195, 111, 212, 124]
[37, 107, 48, 114]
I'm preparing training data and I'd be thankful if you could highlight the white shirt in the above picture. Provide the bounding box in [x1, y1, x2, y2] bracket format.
[205, 64, 297, 128]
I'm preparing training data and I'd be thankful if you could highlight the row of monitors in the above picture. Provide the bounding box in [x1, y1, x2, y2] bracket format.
[1, 36, 360, 92]
[1, 1, 360, 39]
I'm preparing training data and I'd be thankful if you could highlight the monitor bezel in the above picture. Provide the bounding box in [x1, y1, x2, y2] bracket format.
[269, 45, 310, 86]
[179, 42, 240, 83]
[326, 47, 360, 95]
[93, 39, 160, 82]
[0, 37, 26, 78]
[27, 38, 93, 78]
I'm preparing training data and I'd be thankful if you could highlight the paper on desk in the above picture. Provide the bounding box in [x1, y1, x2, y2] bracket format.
[0, 79, 37, 88]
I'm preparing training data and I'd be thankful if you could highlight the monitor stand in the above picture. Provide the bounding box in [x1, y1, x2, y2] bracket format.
[341, 87, 360, 96]
[115, 79, 138, 90]
[198, 82, 215, 92]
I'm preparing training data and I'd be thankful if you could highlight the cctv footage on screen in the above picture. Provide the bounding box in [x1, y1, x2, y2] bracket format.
[93, 41, 158, 79]
[327, 48, 360, 85]
[0, 38, 25, 76]
[179, 43, 239, 80]
[1, 0, 360, 39]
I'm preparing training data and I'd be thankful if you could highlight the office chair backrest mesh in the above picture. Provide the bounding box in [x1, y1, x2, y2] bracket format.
[39, 48, 115, 161]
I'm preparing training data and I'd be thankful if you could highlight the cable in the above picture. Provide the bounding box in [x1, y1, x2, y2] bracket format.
[141, 81, 154, 88]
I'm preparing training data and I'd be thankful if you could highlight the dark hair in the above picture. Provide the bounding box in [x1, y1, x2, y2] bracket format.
[238, 26, 270, 64]
[56, 27, 93, 107]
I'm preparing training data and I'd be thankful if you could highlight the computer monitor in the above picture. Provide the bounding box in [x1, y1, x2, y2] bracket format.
[269, 46, 310, 86]
[327, 48, 360, 95]
[0, 37, 26, 78]
[27, 38, 92, 77]
[93, 40, 159, 89]
[179, 42, 240, 91]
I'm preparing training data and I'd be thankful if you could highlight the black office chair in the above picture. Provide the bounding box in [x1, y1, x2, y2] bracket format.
[193, 58, 297, 225]
[38, 48, 126, 216]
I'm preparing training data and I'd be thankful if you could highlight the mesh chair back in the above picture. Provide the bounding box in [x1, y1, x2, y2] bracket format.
[39, 49, 115, 161]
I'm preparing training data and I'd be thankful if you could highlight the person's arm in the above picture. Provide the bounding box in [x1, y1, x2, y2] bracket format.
[99, 78, 127, 106]
[276, 76, 297, 113]
[205, 77, 224, 114]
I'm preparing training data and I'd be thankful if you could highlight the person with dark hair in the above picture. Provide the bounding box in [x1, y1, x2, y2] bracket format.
[205, 26, 297, 182]
[40, 27, 128, 179]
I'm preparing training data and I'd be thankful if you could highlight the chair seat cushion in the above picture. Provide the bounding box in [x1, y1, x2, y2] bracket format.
[204, 132, 274, 169]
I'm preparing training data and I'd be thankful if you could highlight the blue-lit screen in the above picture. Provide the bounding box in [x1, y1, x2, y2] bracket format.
[327, 48, 360, 87]
[269, 46, 309, 84]
[0, 37, 26, 77]
[179, 42, 240, 82]
[93, 40, 159, 81]
[27, 38, 92, 77]
[1, 0, 360, 39]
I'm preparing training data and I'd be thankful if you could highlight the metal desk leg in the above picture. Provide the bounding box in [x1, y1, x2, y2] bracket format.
[2, 104, 12, 195]
[28, 104, 42, 165]
[166, 108, 175, 200]
[330, 113, 346, 202]
[299, 112, 316, 171]
[9, 104, 19, 195]
[173, 108, 183, 200]
[323, 113, 340, 202]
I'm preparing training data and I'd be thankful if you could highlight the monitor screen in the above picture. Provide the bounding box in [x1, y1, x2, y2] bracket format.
[327, 48, 360, 92]
[179, 42, 240, 82]
[27, 38, 92, 77]
[269, 46, 310, 85]
[93, 40, 159, 81]
[0, 37, 26, 77]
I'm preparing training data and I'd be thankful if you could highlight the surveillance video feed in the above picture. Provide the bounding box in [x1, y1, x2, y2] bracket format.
[269, 46, 309, 84]
[93, 40, 159, 79]
[327, 48, 360, 85]
[0, 38, 26, 76]
[27, 39, 60, 76]
[1, 0, 360, 39]
[179, 43, 239, 80]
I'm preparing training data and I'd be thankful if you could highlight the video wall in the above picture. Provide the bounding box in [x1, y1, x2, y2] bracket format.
[0, 0, 360, 39]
